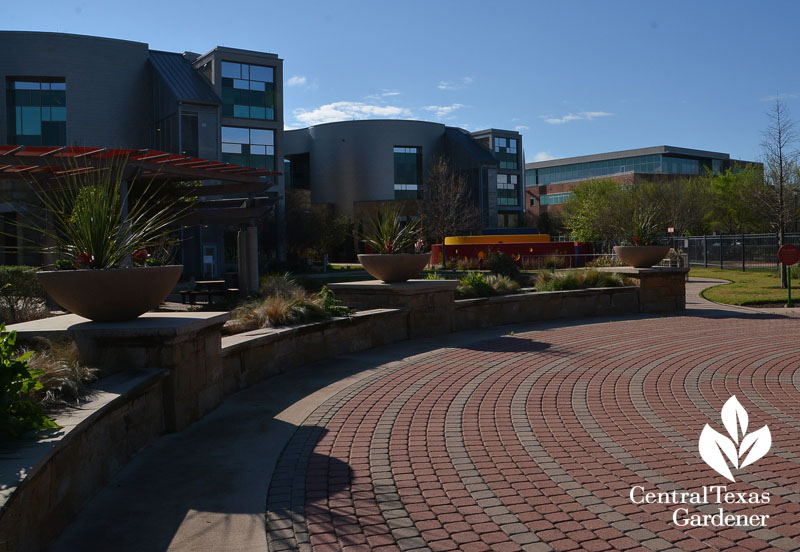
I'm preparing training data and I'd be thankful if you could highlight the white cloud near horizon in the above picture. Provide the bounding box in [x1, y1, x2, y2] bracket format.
[514, 125, 529, 132]
[761, 93, 800, 102]
[293, 101, 414, 126]
[437, 77, 473, 90]
[532, 151, 556, 162]
[542, 111, 613, 124]
[287, 75, 307, 87]
[424, 103, 464, 119]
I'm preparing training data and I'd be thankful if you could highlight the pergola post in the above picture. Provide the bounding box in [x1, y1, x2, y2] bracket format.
[237, 227, 249, 295]
[247, 224, 259, 294]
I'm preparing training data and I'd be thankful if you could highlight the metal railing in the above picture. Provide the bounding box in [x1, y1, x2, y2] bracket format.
[661, 233, 800, 271]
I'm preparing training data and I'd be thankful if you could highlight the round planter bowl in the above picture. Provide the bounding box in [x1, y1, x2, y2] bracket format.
[358, 253, 431, 283]
[613, 245, 670, 268]
[37, 265, 183, 322]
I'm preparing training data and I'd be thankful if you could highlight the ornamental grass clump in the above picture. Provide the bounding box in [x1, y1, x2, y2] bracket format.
[456, 272, 494, 298]
[26, 339, 98, 408]
[486, 274, 520, 295]
[536, 269, 629, 292]
[224, 274, 350, 334]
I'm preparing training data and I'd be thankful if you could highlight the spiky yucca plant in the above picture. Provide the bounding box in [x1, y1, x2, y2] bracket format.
[18, 158, 190, 269]
[359, 206, 421, 254]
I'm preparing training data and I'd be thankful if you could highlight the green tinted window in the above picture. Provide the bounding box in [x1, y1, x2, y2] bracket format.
[494, 136, 518, 170]
[7, 78, 66, 145]
[496, 173, 519, 206]
[536, 155, 663, 185]
[221, 61, 275, 121]
[221, 126, 275, 170]
[394, 147, 421, 200]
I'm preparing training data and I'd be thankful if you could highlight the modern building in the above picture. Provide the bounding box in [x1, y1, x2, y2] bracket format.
[525, 145, 758, 223]
[284, 120, 525, 230]
[0, 31, 284, 279]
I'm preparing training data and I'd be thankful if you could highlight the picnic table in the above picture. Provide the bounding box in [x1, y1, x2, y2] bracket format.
[179, 280, 239, 304]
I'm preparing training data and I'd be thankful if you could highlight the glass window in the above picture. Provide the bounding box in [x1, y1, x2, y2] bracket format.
[536, 155, 665, 186]
[496, 173, 519, 206]
[539, 192, 573, 205]
[394, 146, 421, 200]
[6, 77, 66, 145]
[221, 126, 275, 170]
[221, 60, 276, 121]
[494, 135, 518, 169]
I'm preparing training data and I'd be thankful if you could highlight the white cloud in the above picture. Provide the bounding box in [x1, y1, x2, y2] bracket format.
[514, 125, 529, 132]
[532, 151, 556, 162]
[287, 75, 307, 87]
[293, 101, 414, 126]
[761, 93, 800, 102]
[424, 103, 464, 119]
[541, 111, 613, 124]
[382, 90, 401, 96]
[437, 77, 474, 90]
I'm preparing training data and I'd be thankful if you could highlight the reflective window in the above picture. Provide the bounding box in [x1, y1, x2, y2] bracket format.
[662, 156, 700, 175]
[539, 192, 573, 205]
[494, 136, 518, 169]
[6, 78, 66, 145]
[496, 173, 519, 206]
[221, 126, 275, 169]
[221, 61, 276, 120]
[534, 154, 663, 186]
[394, 146, 421, 200]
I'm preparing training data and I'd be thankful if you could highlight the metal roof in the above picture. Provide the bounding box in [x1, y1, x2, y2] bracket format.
[444, 127, 497, 165]
[149, 50, 220, 105]
[525, 145, 732, 170]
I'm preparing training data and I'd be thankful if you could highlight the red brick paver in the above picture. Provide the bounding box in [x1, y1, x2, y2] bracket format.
[267, 310, 800, 551]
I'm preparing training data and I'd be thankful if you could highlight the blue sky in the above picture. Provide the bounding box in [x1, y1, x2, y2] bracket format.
[4, 0, 800, 163]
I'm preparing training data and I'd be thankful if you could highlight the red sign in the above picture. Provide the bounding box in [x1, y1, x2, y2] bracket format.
[667, 227, 674, 234]
[778, 244, 800, 266]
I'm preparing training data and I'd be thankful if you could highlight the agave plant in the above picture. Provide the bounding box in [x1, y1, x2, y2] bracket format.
[17, 158, 191, 269]
[359, 206, 422, 254]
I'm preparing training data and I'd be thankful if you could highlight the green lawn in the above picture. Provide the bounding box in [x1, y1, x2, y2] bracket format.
[690, 267, 798, 306]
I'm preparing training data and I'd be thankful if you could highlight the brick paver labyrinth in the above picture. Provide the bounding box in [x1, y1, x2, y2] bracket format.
[267, 313, 800, 551]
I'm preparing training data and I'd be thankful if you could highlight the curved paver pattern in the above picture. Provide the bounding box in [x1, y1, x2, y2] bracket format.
[268, 307, 800, 551]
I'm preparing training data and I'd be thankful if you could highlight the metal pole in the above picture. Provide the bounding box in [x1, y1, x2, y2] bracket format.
[787, 264, 793, 308]
[741, 233, 746, 272]
[720, 236, 723, 270]
[704, 234, 708, 268]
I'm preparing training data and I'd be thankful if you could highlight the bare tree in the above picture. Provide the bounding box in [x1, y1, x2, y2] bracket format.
[422, 157, 481, 267]
[758, 97, 799, 286]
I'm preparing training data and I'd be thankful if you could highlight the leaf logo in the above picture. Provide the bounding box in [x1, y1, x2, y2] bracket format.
[698, 396, 771, 482]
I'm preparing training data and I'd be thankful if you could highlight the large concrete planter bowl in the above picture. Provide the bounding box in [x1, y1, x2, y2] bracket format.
[613, 245, 670, 268]
[357, 253, 430, 283]
[37, 265, 183, 322]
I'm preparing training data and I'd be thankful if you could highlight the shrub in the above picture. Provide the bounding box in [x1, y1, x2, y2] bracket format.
[317, 285, 351, 316]
[536, 269, 628, 291]
[486, 274, 520, 295]
[0, 266, 48, 325]
[0, 325, 59, 439]
[424, 271, 446, 280]
[454, 258, 481, 271]
[457, 272, 493, 298]
[487, 252, 520, 281]
[26, 339, 98, 407]
[224, 288, 332, 334]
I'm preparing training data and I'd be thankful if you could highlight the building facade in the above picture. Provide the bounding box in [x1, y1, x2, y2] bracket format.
[284, 120, 525, 231]
[0, 31, 284, 277]
[525, 146, 757, 223]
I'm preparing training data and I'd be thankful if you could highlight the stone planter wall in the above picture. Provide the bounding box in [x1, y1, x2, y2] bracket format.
[219, 308, 409, 395]
[454, 287, 640, 332]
